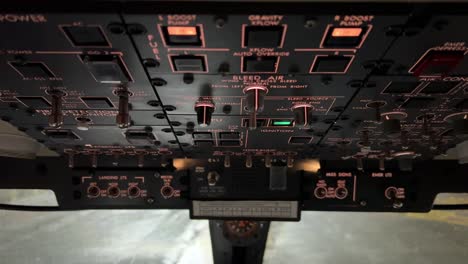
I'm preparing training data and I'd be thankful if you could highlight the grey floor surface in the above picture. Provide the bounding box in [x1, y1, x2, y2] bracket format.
[0, 191, 467, 264]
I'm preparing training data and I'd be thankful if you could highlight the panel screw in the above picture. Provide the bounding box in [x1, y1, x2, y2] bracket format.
[143, 58, 160, 68]
[151, 78, 167, 87]
[146, 197, 155, 204]
[107, 23, 125, 35]
[127, 24, 147, 35]
[304, 19, 317, 28]
[215, 17, 226, 28]
[393, 200, 403, 209]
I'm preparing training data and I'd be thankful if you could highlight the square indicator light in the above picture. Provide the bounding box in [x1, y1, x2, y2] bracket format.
[270, 119, 294, 127]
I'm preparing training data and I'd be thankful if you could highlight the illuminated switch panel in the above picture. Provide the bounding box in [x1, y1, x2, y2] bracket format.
[161, 26, 202, 46]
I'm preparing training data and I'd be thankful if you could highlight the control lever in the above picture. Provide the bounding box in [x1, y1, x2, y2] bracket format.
[194, 100, 215, 127]
[116, 88, 131, 128]
[48, 89, 64, 128]
[243, 85, 268, 130]
[292, 103, 313, 127]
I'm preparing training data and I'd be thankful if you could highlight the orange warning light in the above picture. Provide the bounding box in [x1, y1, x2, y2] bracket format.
[167, 26, 197, 36]
[331, 27, 363, 37]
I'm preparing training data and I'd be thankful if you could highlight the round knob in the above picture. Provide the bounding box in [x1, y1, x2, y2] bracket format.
[452, 117, 468, 135]
[243, 85, 268, 114]
[381, 112, 407, 136]
[194, 101, 215, 127]
[383, 119, 401, 135]
[444, 112, 468, 136]
[366, 101, 386, 123]
[292, 103, 313, 127]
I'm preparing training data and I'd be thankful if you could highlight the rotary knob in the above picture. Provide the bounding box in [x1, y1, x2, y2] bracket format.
[292, 103, 313, 127]
[444, 112, 468, 135]
[194, 100, 215, 127]
[243, 85, 268, 129]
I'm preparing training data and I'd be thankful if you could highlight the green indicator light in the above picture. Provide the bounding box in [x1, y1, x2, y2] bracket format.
[272, 120, 293, 126]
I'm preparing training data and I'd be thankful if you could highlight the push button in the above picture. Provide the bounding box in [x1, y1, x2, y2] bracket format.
[81, 55, 131, 83]
[194, 140, 214, 147]
[383, 81, 421, 94]
[244, 26, 284, 47]
[289, 136, 312, 144]
[243, 56, 278, 73]
[402, 97, 435, 108]
[17, 97, 51, 109]
[220, 140, 241, 146]
[81, 97, 114, 109]
[311, 56, 352, 73]
[420, 81, 459, 94]
[192, 132, 213, 139]
[323, 26, 367, 47]
[62, 26, 109, 47]
[219, 132, 240, 140]
[11, 62, 54, 78]
[171, 55, 206, 72]
[162, 26, 202, 46]
[412, 50, 464, 77]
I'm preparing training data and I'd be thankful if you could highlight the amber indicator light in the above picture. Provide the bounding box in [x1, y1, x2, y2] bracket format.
[331, 27, 363, 37]
[167, 26, 198, 36]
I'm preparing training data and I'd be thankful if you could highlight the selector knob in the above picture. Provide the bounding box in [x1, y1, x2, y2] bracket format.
[381, 112, 407, 136]
[366, 101, 386, 123]
[243, 85, 268, 129]
[453, 118, 468, 135]
[194, 100, 215, 127]
[444, 112, 468, 136]
[292, 103, 313, 127]
[383, 118, 401, 135]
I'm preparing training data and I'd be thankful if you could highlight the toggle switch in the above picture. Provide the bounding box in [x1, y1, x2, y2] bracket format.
[48, 89, 64, 128]
[194, 100, 215, 127]
[292, 103, 313, 127]
[243, 85, 268, 130]
[366, 101, 386, 123]
[116, 89, 131, 128]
